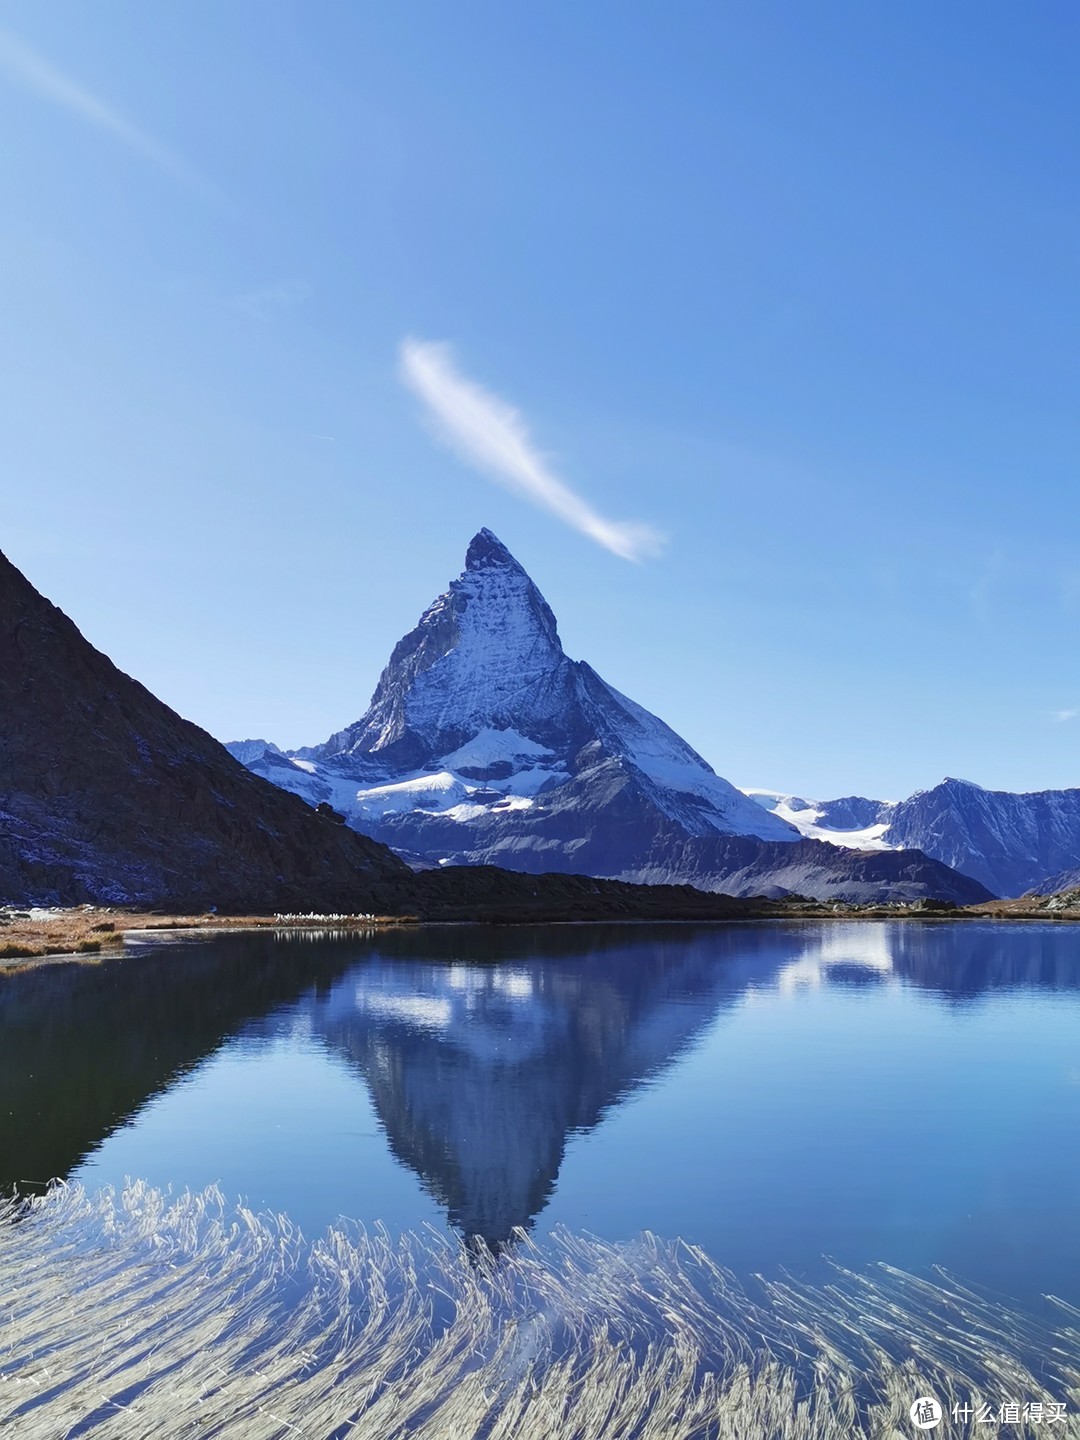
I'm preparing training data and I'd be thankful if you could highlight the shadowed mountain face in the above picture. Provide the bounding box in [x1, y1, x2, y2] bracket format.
[0, 550, 408, 909]
[883, 779, 1080, 898]
[748, 779, 1080, 899]
[4, 924, 1077, 1242]
[230, 532, 990, 906]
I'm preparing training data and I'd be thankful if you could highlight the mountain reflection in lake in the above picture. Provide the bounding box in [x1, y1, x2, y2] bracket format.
[2, 922, 1078, 1300]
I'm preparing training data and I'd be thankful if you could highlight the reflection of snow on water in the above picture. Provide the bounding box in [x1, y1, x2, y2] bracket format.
[347, 962, 554, 1065]
[495, 970, 535, 1000]
[354, 990, 454, 1031]
[774, 922, 897, 993]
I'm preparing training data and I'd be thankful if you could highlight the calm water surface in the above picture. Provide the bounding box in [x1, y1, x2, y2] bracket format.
[2, 921, 1078, 1304]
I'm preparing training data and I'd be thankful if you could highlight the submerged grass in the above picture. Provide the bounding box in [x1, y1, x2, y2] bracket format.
[1, 1182, 1078, 1438]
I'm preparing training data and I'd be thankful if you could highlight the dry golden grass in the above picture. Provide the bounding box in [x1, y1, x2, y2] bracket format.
[0, 907, 409, 968]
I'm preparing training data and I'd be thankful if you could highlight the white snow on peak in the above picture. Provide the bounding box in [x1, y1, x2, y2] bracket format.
[226, 738, 283, 764]
[442, 728, 555, 770]
[343, 758, 550, 827]
[904, 776, 986, 804]
[441, 797, 535, 823]
[744, 788, 816, 813]
[353, 772, 467, 816]
[403, 560, 568, 740]
[741, 788, 893, 852]
[591, 680, 798, 842]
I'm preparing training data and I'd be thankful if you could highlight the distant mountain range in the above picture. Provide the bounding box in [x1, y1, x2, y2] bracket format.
[229, 530, 989, 905]
[747, 778, 1080, 898]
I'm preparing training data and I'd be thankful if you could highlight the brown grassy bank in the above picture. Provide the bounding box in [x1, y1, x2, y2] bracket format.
[4, 884, 1078, 974]
[0, 907, 408, 968]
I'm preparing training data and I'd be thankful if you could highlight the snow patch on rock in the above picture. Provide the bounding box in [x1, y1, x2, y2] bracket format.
[742, 789, 894, 851]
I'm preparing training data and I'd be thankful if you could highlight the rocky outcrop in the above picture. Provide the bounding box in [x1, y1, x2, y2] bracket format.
[1029, 868, 1080, 897]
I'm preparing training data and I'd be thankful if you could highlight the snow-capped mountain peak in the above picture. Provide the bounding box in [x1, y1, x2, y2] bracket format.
[228, 531, 995, 903]
[237, 530, 798, 847]
[310, 529, 570, 770]
[226, 738, 284, 765]
[465, 525, 527, 572]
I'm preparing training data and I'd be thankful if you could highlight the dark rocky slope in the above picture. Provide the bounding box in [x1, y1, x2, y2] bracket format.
[0, 549, 408, 911]
[390, 865, 771, 922]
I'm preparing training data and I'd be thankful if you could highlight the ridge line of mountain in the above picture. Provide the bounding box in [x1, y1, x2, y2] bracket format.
[745, 776, 1080, 897]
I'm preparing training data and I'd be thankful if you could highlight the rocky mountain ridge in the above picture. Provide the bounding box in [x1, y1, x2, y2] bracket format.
[747, 777, 1080, 897]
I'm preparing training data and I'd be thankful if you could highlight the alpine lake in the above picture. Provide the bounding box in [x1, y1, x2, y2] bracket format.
[3, 918, 1078, 1310]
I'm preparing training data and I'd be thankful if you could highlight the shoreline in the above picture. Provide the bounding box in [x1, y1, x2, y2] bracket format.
[0, 907, 416, 970]
[3, 891, 1080, 972]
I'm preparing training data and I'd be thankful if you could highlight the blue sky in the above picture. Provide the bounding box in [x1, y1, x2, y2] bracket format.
[2, 1, 1079, 800]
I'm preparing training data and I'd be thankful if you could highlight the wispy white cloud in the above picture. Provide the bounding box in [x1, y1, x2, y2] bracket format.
[1051, 708, 1079, 723]
[399, 338, 666, 562]
[234, 280, 312, 321]
[0, 25, 211, 195]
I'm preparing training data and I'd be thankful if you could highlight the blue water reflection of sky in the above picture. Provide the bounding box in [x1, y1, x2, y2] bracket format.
[71, 923, 1080, 1305]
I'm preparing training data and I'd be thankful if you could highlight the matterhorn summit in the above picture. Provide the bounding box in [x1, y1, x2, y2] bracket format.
[230, 532, 990, 905]
[312, 529, 582, 770]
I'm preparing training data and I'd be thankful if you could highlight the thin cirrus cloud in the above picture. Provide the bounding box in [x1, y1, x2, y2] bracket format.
[0, 24, 213, 197]
[399, 339, 666, 562]
[1051, 709, 1079, 723]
